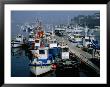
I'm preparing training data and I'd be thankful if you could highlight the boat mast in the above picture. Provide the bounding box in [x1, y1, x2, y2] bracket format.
[68, 16, 70, 26]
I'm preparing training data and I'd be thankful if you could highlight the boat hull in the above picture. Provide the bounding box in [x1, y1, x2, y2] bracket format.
[11, 43, 21, 48]
[30, 64, 52, 76]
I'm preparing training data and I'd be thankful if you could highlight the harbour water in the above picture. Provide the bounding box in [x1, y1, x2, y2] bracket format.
[11, 48, 30, 77]
[11, 47, 99, 77]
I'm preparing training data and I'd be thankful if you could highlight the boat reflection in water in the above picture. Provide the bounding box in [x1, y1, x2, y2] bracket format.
[11, 47, 22, 56]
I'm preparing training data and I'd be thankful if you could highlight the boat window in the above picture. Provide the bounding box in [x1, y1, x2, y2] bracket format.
[85, 39, 90, 42]
[74, 36, 82, 38]
[79, 36, 82, 38]
[54, 41, 57, 43]
[74, 36, 78, 38]
[49, 41, 54, 43]
[62, 48, 69, 52]
[50, 41, 53, 43]
[39, 50, 45, 54]
[15, 41, 20, 42]
[29, 35, 34, 38]
[75, 32, 78, 34]
[66, 61, 72, 64]
[35, 40, 39, 43]
[17, 35, 21, 38]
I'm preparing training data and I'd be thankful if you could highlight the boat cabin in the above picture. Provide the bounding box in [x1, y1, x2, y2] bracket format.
[15, 34, 24, 42]
[54, 28, 66, 36]
[61, 45, 69, 59]
[28, 34, 35, 42]
[34, 38, 40, 49]
[31, 47, 49, 60]
[48, 39, 57, 48]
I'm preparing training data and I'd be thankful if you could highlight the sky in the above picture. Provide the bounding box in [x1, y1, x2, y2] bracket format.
[11, 11, 100, 36]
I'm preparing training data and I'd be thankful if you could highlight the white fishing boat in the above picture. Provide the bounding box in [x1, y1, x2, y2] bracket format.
[73, 34, 83, 46]
[11, 34, 24, 48]
[48, 30, 58, 48]
[59, 41, 69, 59]
[28, 31, 35, 43]
[47, 33, 59, 63]
[54, 27, 66, 36]
[34, 38, 41, 49]
[30, 46, 53, 76]
[72, 25, 84, 47]
[83, 35, 96, 47]
[83, 26, 96, 48]
[48, 39, 57, 48]
[29, 19, 53, 76]
[61, 45, 69, 59]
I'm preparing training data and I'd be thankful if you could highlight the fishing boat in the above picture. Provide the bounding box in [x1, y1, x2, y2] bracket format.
[72, 33, 83, 47]
[29, 19, 54, 76]
[29, 43, 53, 76]
[11, 34, 24, 48]
[54, 27, 66, 36]
[48, 30, 58, 48]
[59, 41, 69, 59]
[82, 26, 97, 48]
[73, 34, 83, 47]
[72, 25, 84, 47]
[48, 39, 57, 48]
[48, 37, 61, 63]
[61, 45, 69, 59]
[28, 31, 35, 43]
